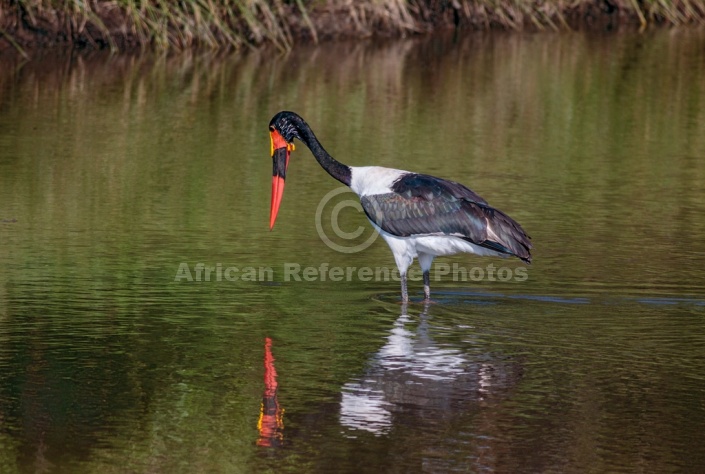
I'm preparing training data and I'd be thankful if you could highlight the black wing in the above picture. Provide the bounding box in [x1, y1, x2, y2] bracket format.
[360, 173, 532, 263]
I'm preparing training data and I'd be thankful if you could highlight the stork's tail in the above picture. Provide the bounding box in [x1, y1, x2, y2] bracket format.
[469, 206, 532, 264]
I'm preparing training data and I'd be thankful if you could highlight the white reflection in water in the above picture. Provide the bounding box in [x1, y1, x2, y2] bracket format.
[377, 314, 467, 381]
[340, 389, 392, 435]
[340, 304, 519, 436]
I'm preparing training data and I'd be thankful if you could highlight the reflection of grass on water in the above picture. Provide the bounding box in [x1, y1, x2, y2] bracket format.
[2, 0, 705, 55]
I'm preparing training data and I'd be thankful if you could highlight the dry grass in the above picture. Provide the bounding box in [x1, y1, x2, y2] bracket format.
[1, 0, 705, 56]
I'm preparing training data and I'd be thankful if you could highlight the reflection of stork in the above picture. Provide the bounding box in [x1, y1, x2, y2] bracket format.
[257, 337, 284, 447]
[339, 303, 522, 437]
[267, 111, 532, 302]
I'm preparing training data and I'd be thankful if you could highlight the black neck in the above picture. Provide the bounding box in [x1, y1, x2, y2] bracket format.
[295, 122, 352, 187]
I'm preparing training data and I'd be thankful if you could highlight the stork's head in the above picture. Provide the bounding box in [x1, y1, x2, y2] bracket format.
[269, 111, 305, 143]
[268, 112, 301, 230]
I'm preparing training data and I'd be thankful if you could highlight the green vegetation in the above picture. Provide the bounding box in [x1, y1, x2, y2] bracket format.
[1, 0, 704, 55]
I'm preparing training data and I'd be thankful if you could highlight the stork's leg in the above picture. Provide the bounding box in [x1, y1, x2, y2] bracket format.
[379, 235, 414, 302]
[385, 243, 413, 303]
[418, 252, 435, 302]
[400, 273, 409, 303]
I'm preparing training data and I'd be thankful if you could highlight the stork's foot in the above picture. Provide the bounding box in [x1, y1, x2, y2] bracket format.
[423, 270, 431, 302]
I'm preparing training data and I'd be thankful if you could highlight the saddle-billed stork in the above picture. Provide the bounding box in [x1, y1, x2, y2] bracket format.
[269, 111, 532, 302]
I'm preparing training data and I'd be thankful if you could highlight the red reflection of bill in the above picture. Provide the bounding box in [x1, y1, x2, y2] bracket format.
[257, 337, 284, 447]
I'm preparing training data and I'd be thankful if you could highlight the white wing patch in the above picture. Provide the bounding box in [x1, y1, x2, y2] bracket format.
[350, 167, 409, 197]
[486, 222, 502, 243]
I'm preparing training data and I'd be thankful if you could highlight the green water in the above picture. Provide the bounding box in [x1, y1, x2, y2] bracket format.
[1, 29, 705, 472]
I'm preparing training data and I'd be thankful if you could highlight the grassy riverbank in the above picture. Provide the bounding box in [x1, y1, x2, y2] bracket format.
[2, 0, 705, 55]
